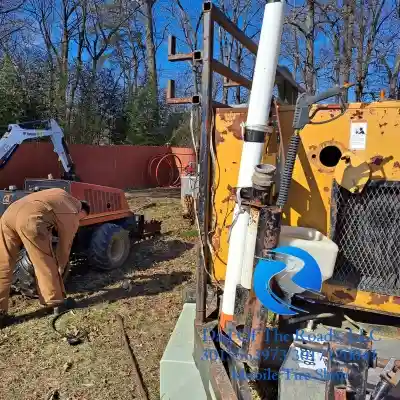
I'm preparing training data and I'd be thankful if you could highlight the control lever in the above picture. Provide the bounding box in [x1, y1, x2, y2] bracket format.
[292, 83, 354, 130]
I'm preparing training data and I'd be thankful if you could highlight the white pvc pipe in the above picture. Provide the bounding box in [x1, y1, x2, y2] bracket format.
[246, 1, 285, 132]
[240, 0, 285, 289]
[221, 0, 285, 323]
[241, 207, 260, 289]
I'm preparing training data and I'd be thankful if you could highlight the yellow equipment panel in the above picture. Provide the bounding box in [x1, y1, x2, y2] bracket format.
[211, 101, 400, 315]
[211, 108, 279, 283]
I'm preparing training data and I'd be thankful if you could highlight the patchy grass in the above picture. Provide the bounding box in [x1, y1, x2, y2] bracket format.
[181, 229, 199, 238]
[0, 188, 197, 400]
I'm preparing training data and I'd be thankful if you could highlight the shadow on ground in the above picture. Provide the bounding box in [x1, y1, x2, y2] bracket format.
[65, 238, 194, 294]
[75, 270, 191, 308]
[10, 238, 194, 327]
[10, 269, 191, 327]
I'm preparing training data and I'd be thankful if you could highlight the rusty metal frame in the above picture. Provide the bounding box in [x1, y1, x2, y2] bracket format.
[196, 0, 302, 326]
[166, 1, 303, 107]
[166, 2, 304, 398]
[166, 80, 201, 105]
[204, 1, 304, 95]
[166, 35, 203, 105]
[194, 0, 304, 325]
[168, 36, 202, 63]
[193, 323, 239, 399]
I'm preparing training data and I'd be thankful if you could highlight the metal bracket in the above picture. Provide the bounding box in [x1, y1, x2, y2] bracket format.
[166, 80, 200, 105]
[168, 36, 202, 63]
[224, 79, 242, 88]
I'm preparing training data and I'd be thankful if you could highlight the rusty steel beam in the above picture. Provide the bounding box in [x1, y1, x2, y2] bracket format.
[212, 59, 252, 89]
[376, 358, 400, 369]
[167, 79, 176, 100]
[196, 4, 214, 325]
[168, 36, 201, 62]
[224, 79, 242, 88]
[168, 36, 193, 61]
[169, 53, 194, 62]
[167, 96, 200, 105]
[116, 314, 149, 400]
[204, 1, 257, 55]
[245, 207, 282, 366]
[213, 101, 232, 108]
[194, 323, 240, 399]
[334, 386, 347, 400]
[166, 80, 200, 105]
[227, 357, 253, 400]
[203, 1, 304, 93]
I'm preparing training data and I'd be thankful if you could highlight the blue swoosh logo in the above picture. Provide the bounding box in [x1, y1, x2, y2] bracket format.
[253, 246, 322, 315]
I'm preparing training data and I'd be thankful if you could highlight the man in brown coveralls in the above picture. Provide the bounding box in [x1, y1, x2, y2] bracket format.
[0, 188, 90, 327]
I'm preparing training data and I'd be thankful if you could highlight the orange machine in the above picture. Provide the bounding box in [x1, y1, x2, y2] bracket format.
[2, 181, 160, 297]
[5, 177, 161, 297]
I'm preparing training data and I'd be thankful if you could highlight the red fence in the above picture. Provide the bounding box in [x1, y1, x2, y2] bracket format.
[0, 143, 195, 190]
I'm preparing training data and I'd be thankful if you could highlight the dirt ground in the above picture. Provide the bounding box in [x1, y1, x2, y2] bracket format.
[0, 188, 197, 400]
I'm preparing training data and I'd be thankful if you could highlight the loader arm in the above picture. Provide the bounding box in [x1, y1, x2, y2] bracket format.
[0, 119, 78, 180]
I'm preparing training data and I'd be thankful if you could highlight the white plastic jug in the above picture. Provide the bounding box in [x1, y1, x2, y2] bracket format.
[277, 225, 338, 282]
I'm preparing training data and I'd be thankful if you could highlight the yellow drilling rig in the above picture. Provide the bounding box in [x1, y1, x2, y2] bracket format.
[161, 1, 400, 399]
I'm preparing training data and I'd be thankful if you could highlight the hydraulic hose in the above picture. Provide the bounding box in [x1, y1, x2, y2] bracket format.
[274, 84, 354, 209]
[276, 130, 301, 209]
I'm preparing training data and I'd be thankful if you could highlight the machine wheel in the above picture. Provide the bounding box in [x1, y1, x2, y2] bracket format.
[12, 248, 71, 299]
[88, 223, 131, 270]
[12, 248, 38, 298]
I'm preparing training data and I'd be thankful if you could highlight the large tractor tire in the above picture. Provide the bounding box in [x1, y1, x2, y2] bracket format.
[12, 249, 38, 298]
[11, 248, 72, 298]
[88, 223, 131, 270]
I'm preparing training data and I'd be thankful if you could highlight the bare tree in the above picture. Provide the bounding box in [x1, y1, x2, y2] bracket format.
[164, 0, 202, 95]
[0, 0, 25, 43]
[142, 0, 158, 90]
[353, 0, 396, 100]
[311, 0, 354, 101]
[285, 0, 317, 94]
[66, 0, 87, 131]
[373, 5, 400, 99]
[112, 19, 146, 97]
[27, 0, 85, 122]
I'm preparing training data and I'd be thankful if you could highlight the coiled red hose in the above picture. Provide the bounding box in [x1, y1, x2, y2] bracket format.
[147, 153, 183, 187]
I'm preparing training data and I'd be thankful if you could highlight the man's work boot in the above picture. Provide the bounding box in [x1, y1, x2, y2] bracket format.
[52, 297, 77, 316]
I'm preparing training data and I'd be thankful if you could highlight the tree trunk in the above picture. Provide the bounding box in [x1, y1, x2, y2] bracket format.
[66, 2, 86, 133]
[59, 1, 69, 123]
[218, 25, 228, 103]
[341, 0, 354, 102]
[235, 44, 242, 104]
[143, 0, 157, 91]
[355, 0, 365, 101]
[305, 0, 315, 94]
[389, 55, 400, 98]
[333, 33, 340, 86]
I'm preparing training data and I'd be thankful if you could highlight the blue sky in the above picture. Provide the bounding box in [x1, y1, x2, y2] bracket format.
[153, 0, 275, 101]
[155, 0, 206, 87]
[152, 0, 350, 101]
[33, 0, 368, 102]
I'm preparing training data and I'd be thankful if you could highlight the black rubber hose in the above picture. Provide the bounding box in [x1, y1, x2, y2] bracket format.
[276, 133, 301, 209]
